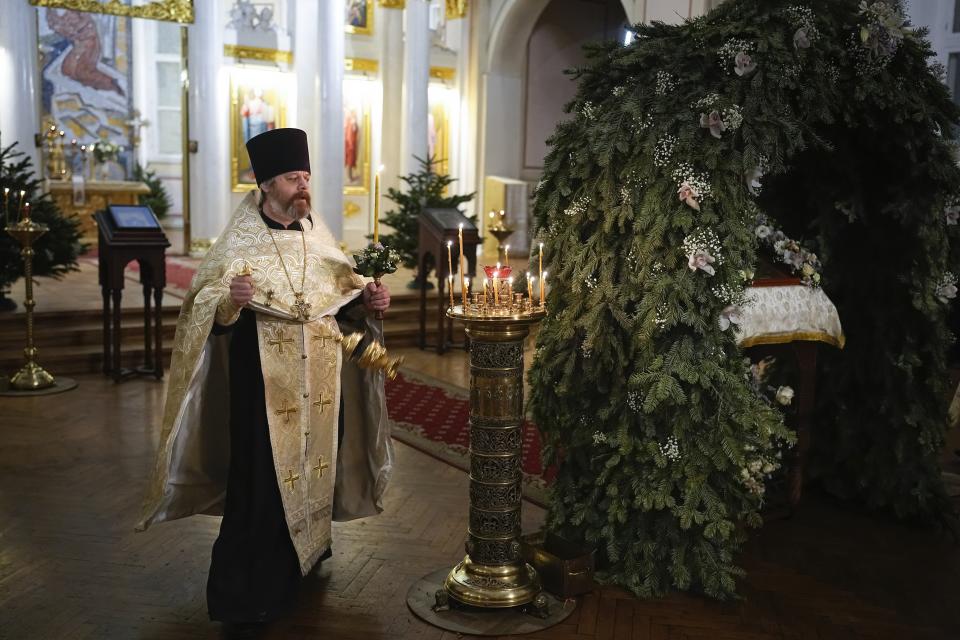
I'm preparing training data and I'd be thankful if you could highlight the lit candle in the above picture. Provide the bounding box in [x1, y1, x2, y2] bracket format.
[373, 165, 383, 244]
[540, 270, 547, 307]
[22, 201, 30, 221]
[538, 242, 544, 304]
[504, 244, 510, 267]
[458, 223, 466, 308]
[493, 270, 500, 306]
[447, 240, 453, 281]
[16, 190, 26, 220]
[448, 274, 454, 308]
[3, 187, 9, 225]
[527, 273, 534, 301]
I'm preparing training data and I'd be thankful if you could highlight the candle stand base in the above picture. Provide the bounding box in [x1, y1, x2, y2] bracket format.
[0, 376, 78, 397]
[406, 568, 575, 636]
[9, 360, 55, 390]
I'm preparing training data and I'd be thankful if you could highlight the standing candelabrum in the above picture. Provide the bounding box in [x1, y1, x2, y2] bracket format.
[434, 300, 548, 614]
[429, 244, 550, 613]
[5, 202, 57, 390]
[487, 209, 514, 266]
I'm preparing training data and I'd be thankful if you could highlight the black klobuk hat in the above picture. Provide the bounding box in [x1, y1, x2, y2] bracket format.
[245, 127, 311, 185]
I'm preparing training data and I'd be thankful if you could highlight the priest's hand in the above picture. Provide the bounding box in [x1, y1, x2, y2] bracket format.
[362, 281, 390, 313]
[229, 275, 255, 308]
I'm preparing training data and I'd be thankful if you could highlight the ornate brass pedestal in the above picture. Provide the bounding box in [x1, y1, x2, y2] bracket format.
[407, 304, 575, 635]
[1, 219, 77, 396]
[440, 305, 546, 610]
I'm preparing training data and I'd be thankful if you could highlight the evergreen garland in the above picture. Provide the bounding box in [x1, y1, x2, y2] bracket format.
[375, 156, 474, 271]
[132, 163, 172, 219]
[529, 0, 960, 600]
[0, 139, 86, 298]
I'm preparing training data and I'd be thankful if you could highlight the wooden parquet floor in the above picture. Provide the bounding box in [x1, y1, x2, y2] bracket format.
[1, 374, 958, 639]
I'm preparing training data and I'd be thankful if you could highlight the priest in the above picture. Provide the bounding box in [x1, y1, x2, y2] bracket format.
[137, 128, 393, 626]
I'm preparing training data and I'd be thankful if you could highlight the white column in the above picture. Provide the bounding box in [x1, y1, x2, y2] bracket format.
[187, 0, 230, 246]
[401, 0, 430, 176]
[295, 0, 344, 240]
[0, 0, 40, 168]
[379, 5, 404, 193]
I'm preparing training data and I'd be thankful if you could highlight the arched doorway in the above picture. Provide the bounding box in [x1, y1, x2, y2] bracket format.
[482, 0, 631, 182]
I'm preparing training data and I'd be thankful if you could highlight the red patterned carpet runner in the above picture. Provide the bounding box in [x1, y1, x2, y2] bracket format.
[80, 248, 198, 298]
[385, 370, 552, 505]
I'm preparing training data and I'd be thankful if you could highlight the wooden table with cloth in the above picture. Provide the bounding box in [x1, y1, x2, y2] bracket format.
[735, 282, 845, 507]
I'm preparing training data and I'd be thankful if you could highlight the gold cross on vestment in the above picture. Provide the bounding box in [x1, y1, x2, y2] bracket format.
[283, 469, 300, 491]
[275, 399, 299, 424]
[312, 393, 333, 413]
[314, 455, 330, 478]
[267, 327, 293, 354]
[291, 292, 312, 320]
[311, 332, 336, 349]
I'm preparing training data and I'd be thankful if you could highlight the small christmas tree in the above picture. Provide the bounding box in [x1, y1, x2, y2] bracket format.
[0, 138, 86, 310]
[132, 163, 172, 218]
[374, 156, 474, 281]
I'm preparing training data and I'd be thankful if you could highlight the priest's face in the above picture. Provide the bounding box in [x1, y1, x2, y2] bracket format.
[264, 170, 312, 220]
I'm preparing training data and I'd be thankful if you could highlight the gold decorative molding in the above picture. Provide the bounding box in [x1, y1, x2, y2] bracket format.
[29, 0, 194, 23]
[445, 0, 467, 19]
[343, 201, 361, 218]
[430, 66, 456, 82]
[379, 0, 405, 8]
[224, 44, 293, 65]
[345, 58, 379, 74]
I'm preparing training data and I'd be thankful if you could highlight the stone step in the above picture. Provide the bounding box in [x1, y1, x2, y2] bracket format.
[0, 296, 446, 376]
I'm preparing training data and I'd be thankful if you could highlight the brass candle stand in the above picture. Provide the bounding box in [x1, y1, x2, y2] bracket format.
[488, 225, 514, 264]
[406, 290, 576, 635]
[1, 218, 76, 395]
[438, 303, 547, 611]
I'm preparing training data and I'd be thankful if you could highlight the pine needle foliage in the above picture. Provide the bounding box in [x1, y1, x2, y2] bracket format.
[375, 155, 474, 270]
[0, 139, 86, 295]
[529, 0, 960, 600]
[132, 163, 172, 219]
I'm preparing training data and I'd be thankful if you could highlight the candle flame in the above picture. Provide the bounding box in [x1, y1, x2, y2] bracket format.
[459, 223, 463, 230]
[447, 240, 452, 247]
[378, 164, 385, 173]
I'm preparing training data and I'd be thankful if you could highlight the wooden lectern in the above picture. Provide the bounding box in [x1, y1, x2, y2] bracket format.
[95, 205, 170, 382]
[418, 208, 480, 353]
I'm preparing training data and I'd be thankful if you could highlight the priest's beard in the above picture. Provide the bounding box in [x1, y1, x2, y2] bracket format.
[265, 191, 312, 224]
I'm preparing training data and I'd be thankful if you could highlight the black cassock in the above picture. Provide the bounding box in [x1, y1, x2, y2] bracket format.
[206, 213, 353, 623]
